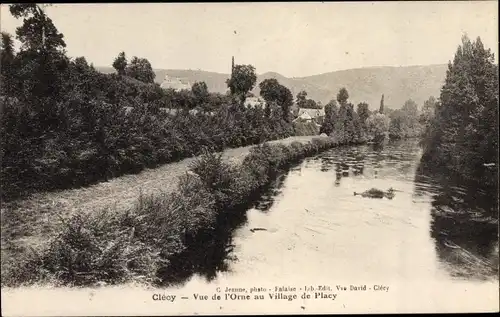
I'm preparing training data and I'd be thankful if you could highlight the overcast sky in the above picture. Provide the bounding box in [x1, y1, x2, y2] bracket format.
[1, 2, 498, 77]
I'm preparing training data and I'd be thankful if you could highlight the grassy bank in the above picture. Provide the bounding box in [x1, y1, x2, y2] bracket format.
[2, 137, 342, 288]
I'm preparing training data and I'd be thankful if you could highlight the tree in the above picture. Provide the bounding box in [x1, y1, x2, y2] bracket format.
[8, 4, 69, 109]
[419, 96, 437, 131]
[379, 94, 385, 114]
[303, 99, 320, 109]
[112, 51, 127, 76]
[421, 96, 436, 118]
[320, 99, 338, 136]
[337, 87, 349, 105]
[10, 4, 66, 53]
[259, 78, 294, 122]
[192, 81, 209, 99]
[401, 99, 418, 117]
[357, 102, 370, 133]
[226, 64, 257, 103]
[125, 56, 155, 83]
[421, 34, 498, 188]
[366, 112, 390, 143]
[1, 32, 15, 64]
[296, 90, 321, 109]
[296, 90, 307, 108]
[388, 110, 404, 139]
[73, 56, 92, 73]
[191, 81, 209, 109]
[1, 32, 15, 94]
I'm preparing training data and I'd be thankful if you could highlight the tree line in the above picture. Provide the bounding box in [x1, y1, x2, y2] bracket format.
[0, 4, 440, 202]
[0, 4, 295, 201]
[319, 87, 432, 144]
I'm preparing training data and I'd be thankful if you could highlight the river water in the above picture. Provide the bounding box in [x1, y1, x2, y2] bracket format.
[174, 139, 499, 313]
[2, 139, 498, 315]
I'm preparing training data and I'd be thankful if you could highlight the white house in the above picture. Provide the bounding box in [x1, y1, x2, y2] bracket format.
[294, 108, 325, 124]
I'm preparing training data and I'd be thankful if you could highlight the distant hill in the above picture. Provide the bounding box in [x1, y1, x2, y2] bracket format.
[297, 64, 448, 108]
[97, 64, 448, 109]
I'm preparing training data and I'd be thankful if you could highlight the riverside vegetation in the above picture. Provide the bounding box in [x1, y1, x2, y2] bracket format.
[0, 4, 430, 203]
[1, 5, 497, 287]
[419, 35, 499, 191]
[2, 137, 341, 287]
[1, 4, 383, 203]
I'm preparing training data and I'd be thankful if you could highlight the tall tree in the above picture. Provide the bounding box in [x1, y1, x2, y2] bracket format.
[1, 32, 15, 64]
[337, 87, 349, 105]
[1, 32, 15, 94]
[379, 94, 385, 114]
[259, 78, 294, 122]
[10, 4, 66, 53]
[320, 99, 338, 136]
[9, 3, 69, 114]
[112, 51, 127, 76]
[421, 35, 498, 188]
[226, 64, 257, 103]
[356, 102, 370, 133]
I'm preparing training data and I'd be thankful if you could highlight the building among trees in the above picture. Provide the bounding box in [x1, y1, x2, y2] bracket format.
[160, 75, 192, 91]
[295, 108, 325, 124]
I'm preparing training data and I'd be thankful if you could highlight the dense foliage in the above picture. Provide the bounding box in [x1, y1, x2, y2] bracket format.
[296, 90, 321, 109]
[258, 78, 294, 122]
[388, 99, 424, 139]
[226, 64, 257, 103]
[320, 88, 367, 144]
[420, 35, 499, 189]
[0, 5, 293, 201]
[366, 112, 390, 142]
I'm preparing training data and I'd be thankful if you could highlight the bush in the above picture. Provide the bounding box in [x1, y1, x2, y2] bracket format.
[6, 209, 161, 287]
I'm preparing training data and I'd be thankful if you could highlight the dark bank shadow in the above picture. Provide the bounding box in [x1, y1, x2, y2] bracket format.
[156, 168, 291, 287]
[414, 163, 499, 280]
[254, 173, 289, 212]
[372, 142, 385, 152]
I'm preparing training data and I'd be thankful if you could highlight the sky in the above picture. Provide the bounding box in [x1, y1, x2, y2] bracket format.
[0, 2, 498, 77]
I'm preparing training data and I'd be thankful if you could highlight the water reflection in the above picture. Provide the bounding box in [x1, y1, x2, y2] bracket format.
[231, 139, 498, 283]
[254, 173, 289, 212]
[162, 139, 498, 288]
[415, 163, 499, 280]
[157, 169, 290, 286]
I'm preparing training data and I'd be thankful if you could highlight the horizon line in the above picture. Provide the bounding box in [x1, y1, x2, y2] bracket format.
[95, 62, 450, 78]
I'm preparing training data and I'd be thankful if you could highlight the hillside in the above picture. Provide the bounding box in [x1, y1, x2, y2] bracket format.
[97, 64, 448, 108]
[297, 64, 448, 108]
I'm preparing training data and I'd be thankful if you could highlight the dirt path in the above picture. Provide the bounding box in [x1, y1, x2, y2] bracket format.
[1, 136, 319, 254]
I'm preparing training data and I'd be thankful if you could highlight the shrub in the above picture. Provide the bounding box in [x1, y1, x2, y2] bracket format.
[28, 209, 160, 287]
[189, 149, 239, 210]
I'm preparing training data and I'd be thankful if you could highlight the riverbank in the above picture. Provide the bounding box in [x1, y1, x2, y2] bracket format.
[3, 138, 498, 317]
[1, 136, 343, 287]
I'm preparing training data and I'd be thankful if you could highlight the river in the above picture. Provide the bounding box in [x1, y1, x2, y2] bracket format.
[171, 139, 499, 313]
[2, 139, 498, 315]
